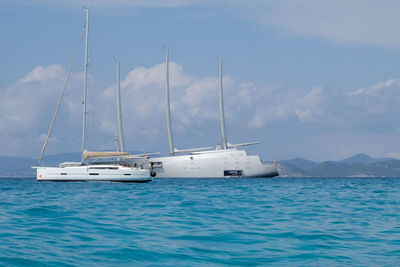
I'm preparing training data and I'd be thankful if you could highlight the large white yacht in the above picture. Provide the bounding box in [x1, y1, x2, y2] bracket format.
[151, 149, 278, 178]
[149, 49, 278, 178]
[34, 9, 152, 183]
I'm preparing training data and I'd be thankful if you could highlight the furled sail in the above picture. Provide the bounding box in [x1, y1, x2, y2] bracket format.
[83, 150, 129, 159]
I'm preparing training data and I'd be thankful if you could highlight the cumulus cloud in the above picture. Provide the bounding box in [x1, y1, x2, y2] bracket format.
[2, 62, 400, 160]
[0, 65, 65, 134]
[100, 61, 218, 139]
[242, 85, 330, 129]
[346, 79, 400, 115]
[0, 65, 84, 156]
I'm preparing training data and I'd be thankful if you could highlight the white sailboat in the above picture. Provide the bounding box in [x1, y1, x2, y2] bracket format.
[33, 9, 152, 182]
[149, 48, 279, 178]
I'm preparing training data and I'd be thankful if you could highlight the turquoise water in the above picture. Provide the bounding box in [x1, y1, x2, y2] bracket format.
[0, 178, 399, 266]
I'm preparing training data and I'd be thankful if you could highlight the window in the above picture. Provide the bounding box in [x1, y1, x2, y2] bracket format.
[152, 162, 163, 168]
[89, 167, 118, 170]
[224, 170, 243, 177]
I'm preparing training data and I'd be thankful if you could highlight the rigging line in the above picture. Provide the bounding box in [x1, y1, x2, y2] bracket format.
[37, 27, 86, 165]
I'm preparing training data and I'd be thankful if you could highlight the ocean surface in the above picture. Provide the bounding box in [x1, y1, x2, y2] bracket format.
[0, 177, 399, 266]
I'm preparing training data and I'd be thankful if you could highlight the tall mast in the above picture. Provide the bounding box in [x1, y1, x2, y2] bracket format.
[164, 46, 175, 156]
[115, 59, 125, 152]
[81, 8, 89, 163]
[217, 56, 228, 149]
[37, 28, 85, 165]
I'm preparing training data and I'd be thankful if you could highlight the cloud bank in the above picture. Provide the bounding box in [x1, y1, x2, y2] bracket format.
[1, 62, 400, 160]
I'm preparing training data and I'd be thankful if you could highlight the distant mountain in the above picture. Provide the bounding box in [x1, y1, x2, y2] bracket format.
[42, 152, 81, 166]
[341, 153, 397, 165]
[0, 156, 36, 177]
[341, 153, 376, 164]
[277, 162, 308, 177]
[306, 161, 363, 177]
[278, 153, 400, 177]
[280, 157, 318, 170]
[362, 160, 400, 177]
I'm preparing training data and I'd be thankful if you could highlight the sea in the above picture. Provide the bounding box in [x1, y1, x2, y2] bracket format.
[0, 177, 399, 266]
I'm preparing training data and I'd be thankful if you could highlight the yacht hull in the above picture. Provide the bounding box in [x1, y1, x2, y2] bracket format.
[150, 149, 278, 178]
[34, 165, 152, 182]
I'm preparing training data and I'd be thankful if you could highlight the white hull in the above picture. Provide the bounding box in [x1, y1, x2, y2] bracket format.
[34, 164, 152, 182]
[150, 149, 278, 178]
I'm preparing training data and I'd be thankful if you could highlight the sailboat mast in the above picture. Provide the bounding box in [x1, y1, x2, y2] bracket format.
[116, 59, 125, 152]
[81, 8, 89, 163]
[164, 46, 175, 156]
[217, 57, 228, 149]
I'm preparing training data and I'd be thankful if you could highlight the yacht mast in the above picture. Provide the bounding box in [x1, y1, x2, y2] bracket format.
[115, 59, 125, 152]
[217, 56, 228, 149]
[37, 28, 85, 165]
[81, 8, 89, 163]
[164, 46, 175, 156]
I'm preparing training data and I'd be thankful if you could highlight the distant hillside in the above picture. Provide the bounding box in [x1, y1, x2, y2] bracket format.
[41, 152, 81, 166]
[341, 153, 397, 165]
[341, 153, 376, 164]
[280, 157, 318, 170]
[306, 161, 364, 177]
[276, 162, 307, 177]
[278, 154, 400, 177]
[0, 156, 36, 177]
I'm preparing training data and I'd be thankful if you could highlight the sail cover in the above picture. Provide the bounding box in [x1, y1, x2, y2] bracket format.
[83, 150, 129, 159]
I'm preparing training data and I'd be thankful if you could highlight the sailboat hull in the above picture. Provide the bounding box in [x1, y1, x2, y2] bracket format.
[34, 165, 152, 182]
[150, 149, 278, 178]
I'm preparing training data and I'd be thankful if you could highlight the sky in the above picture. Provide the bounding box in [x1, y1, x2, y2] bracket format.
[2, 0, 400, 161]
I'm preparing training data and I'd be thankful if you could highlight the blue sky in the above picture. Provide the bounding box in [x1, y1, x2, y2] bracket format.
[2, 0, 400, 161]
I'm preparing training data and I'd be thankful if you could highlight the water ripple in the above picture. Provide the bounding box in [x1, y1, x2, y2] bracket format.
[0, 177, 399, 265]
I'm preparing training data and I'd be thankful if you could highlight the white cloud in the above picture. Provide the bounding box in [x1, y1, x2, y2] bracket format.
[346, 79, 400, 115]
[0, 64, 84, 156]
[246, 85, 331, 129]
[18, 65, 66, 85]
[2, 62, 400, 160]
[100, 61, 218, 139]
[0, 65, 63, 134]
